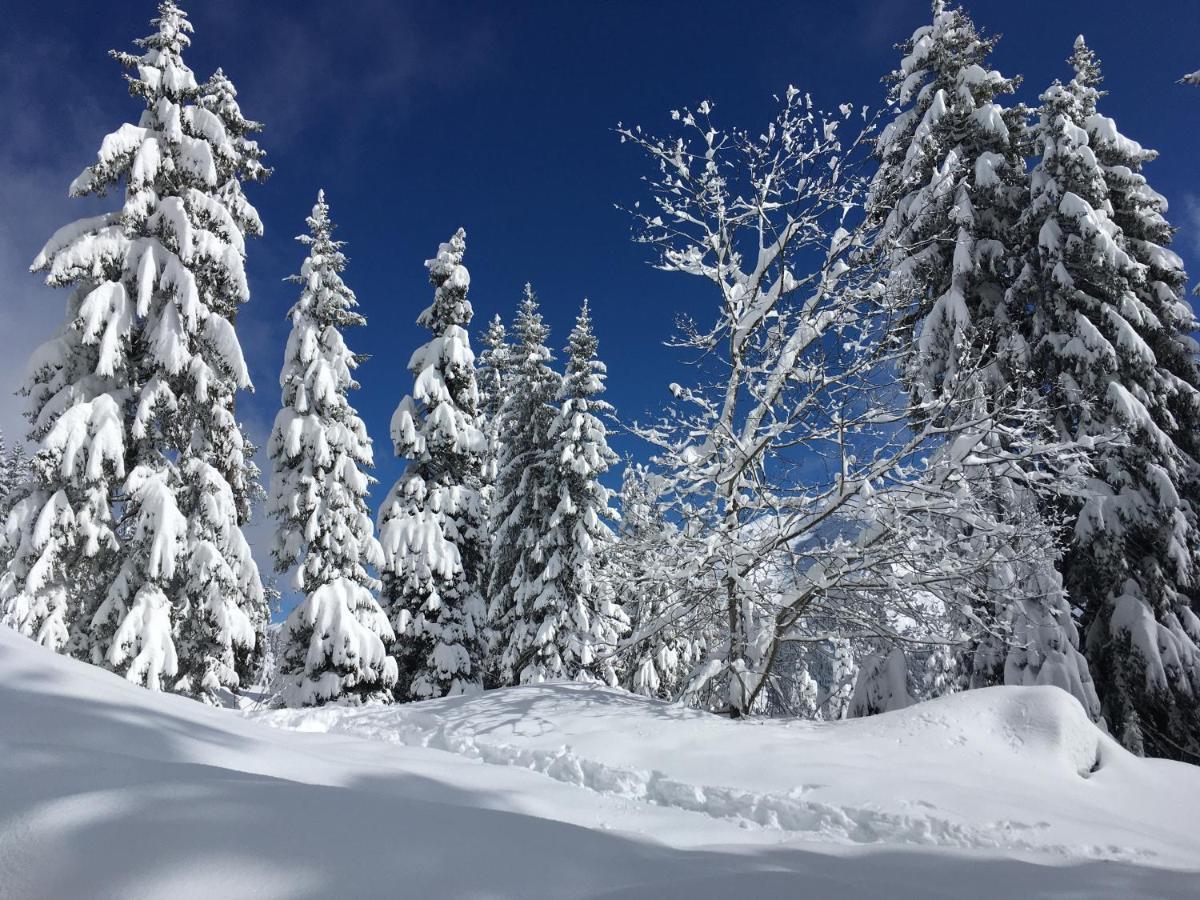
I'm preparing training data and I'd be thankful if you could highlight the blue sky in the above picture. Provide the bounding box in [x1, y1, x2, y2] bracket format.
[1, 0, 1198, 612]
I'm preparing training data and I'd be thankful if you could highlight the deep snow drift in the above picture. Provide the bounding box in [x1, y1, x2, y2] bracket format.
[2, 628, 1199, 899]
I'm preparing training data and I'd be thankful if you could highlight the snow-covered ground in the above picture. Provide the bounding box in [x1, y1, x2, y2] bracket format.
[3, 627, 1199, 899]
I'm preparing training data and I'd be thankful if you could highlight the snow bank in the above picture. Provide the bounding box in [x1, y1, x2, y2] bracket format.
[253, 681, 1199, 863]
[3, 627, 1200, 899]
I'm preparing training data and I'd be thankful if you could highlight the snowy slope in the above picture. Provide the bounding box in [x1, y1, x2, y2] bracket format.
[253, 682, 1200, 863]
[2, 628, 1199, 900]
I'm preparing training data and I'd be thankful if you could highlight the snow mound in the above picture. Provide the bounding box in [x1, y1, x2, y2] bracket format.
[252, 682, 1192, 861]
[4, 627, 1200, 899]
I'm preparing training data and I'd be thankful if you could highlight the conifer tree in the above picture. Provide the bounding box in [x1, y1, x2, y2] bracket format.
[921, 644, 961, 699]
[868, 0, 1029, 413]
[869, 3, 1092, 704]
[0, 434, 27, 512]
[0, 392, 123, 654]
[848, 648, 915, 717]
[487, 286, 562, 684]
[4, 3, 268, 690]
[517, 300, 627, 685]
[269, 192, 397, 707]
[476, 314, 512, 498]
[823, 640, 858, 721]
[105, 2, 268, 696]
[0, 434, 32, 621]
[475, 314, 511, 680]
[1011, 38, 1200, 758]
[377, 229, 487, 700]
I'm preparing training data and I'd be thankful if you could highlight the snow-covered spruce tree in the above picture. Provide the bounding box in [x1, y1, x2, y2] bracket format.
[193, 65, 272, 688]
[0, 434, 33, 580]
[0, 392, 124, 653]
[921, 643, 961, 699]
[615, 463, 703, 699]
[474, 314, 511, 667]
[195, 66, 270, 522]
[486, 286, 563, 685]
[618, 88, 1082, 718]
[823, 640, 858, 720]
[868, 0, 1028, 415]
[0, 434, 30, 517]
[512, 300, 628, 685]
[25, 1, 270, 694]
[378, 229, 487, 700]
[0, 1, 260, 682]
[1010, 39, 1200, 759]
[269, 192, 397, 707]
[138, 3, 266, 696]
[476, 314, 512, 494]
[866, 3, 1097, 711]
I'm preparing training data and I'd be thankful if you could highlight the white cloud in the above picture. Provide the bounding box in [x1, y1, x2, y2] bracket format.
[198, 0, 502, 152]
[0, 37, 113, 446]
[1180, 193, 1200, 260]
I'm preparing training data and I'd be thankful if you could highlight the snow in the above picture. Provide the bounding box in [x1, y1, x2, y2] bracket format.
[379, 228, 486, 701]
[277, 579, 397, 707]
[3, 627, 1200, 898]
[269, 194, 389, 706]
[1085, 113, 1145, 159]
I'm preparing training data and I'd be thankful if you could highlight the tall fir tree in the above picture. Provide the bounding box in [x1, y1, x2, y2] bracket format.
[475, 313, 511, 676]
[109, 2, 266, 697]
[868, 2, 1094, 704]
[269, 192, 397, 707]
[377, 229, 487, 700]
[868, 0, 1029, 413]
[486, 286, 563, 685]
[195, 66, 273, 687]
[194, 66, 270, 521]
[523, 300, 627, 685]
[476, 314, 512, 497]
[1010, 38, 1200, 759]
[4, 2, 268, 695]
[0, 434, 31, 519]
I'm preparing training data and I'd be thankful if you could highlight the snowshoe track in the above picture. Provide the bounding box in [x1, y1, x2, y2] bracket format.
[260, 707, 1153, 862]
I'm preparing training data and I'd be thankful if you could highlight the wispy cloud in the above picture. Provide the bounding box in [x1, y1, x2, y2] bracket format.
[0, 36, 114, 445]
[199, 0, 504, 154]
[1181, 193, 1200, 260]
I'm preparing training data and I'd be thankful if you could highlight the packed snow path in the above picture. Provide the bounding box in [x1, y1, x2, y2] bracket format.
[3, 629, 1200, 899]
